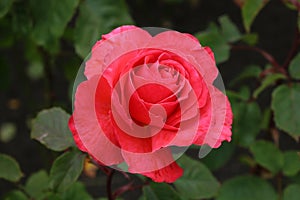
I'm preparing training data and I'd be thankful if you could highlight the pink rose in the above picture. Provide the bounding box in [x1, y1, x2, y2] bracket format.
[69, 25, 233, 183]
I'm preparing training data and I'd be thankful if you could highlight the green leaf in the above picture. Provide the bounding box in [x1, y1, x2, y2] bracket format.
[272, 84, 300, 138]
[31, 107, 75, 151]
[250, 140, 284, 174]
[253, 73, 287, 98]
[219, 15, 241, 42]
[143, 183, 181, 200]
[283, 184, 300, 200]
[25, 170, 49, 199]
[0, 153, 23, 182]
[232, 101, 262, 147]
[196, 23, 230, 64]
[49, 150, 86, 192]
[74, 0, 133, 58]
[174, 155, 220, 199]
[241, 33, 259, 45]
[201, 142, 235, 171]
[3, 190, 28, 200]
[29, 0, 80, 50]
[283, 151, 300, 176]
[216, 175, 277, 200]
[242, 0, 269, 32]
[289, 53, 300, 79]
[229, 65, 262, 86]
[58, 182, 93, 200]
[0, 0, 13, 18]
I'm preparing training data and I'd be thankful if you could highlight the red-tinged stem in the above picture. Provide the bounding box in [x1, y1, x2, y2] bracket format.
[230, 45, 282, 70]
[107, 169, 115, 200]
[283, 29, 300, 69]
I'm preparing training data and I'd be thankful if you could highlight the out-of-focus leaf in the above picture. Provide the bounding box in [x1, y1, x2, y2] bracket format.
[0, 0, 13, 18]
[29, 0, 79, 50]
[289, 52, 300, 79]
[0, 153, 23, 182]
[74, 0, 133, 58]
[283, 184, 300, 200]
[227, 86, 251, 101]
[283, 151, 300, 176]
[232, 101, 262, 147]
[216, 175, 277, 200]
[142, 182, 181, 200]
[250, 140, 283, 174]
[242, 0, 269, 32]
[272, 84, 300, 138]
[0, 122, 16, 143]
[58, 182, 93, 200]
[196, 23, 230, 64]
[261, 108, 271, 130]
[27, 61, 44, 80]
[219, 15, 241, 42]
[201, 142, 235, 171]
[11, 3, 32, 36]
[25, 170, 49, 199]
[241, 33, 259, 45]
[31, 107, 75, 151]
[253, 73, 287, 98]
[0, 19, 14, 48]
[230, 65, 262, 86]
[3, 190, 28, 200]
[174, 155, 220, 199]
[49, 150, 86, 192]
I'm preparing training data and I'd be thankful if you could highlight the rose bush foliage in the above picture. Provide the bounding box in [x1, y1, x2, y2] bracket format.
[0, 0, 300, 200]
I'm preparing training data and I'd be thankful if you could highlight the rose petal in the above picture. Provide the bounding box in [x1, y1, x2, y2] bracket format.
[71, 76, 123, 165]
[85, 27, 152, 79]
[142, 161, 183, 183]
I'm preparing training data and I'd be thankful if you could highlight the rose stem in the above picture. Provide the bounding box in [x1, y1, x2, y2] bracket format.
[106, 169, 115, 200]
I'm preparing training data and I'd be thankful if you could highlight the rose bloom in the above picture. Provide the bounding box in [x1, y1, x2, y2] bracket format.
[69, 25, 233, 183]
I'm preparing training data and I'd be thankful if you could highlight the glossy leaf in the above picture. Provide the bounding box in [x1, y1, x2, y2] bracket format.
[289, 52, 300, 79]
[142, 182, 181, 200]
[74, 0, 133, 58]
[31, 107, 75, 151]
[253, 73, 286, 98]
[49, 150, 86, 192]
[216, 175, 277, 200]
[283, 151, 300, 176]
[29, 0, 80, 49]
[0, 153, 23, 182]
[0, 0, 13, 18]
[272, 84, 300, 138]
[25, 170, 49, 199]
[250, 140, 283, 174]
[174, 155, 220, 199]
[283, 184, 300, 200]
[232, 101, 262, 147]
[242, 0, 269, 32]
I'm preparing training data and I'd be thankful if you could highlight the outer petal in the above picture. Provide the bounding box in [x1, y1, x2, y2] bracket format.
[85, 27, 152, 79]
[193, 86, 233, 148]
[71, 76, 124, 165]
[142, 162, 183, 183]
